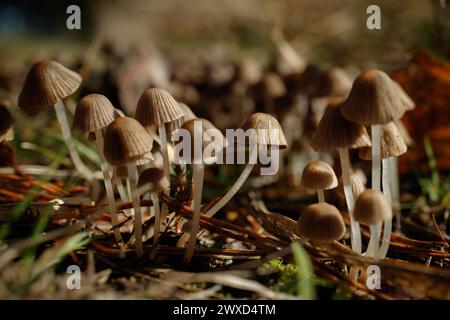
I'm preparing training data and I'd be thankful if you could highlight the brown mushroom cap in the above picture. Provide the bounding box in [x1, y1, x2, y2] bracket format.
[104, 117, 153, 166]
[301, 160, 338, 191]
[0, 102, 13, 141]
[240, 112, 288, 149]
[18, 60, 82, 114]
[359, 122, 407, 160]
[135, 88, 185, 126]
[138, 167, 169, 193]
[311, 100, 371, 153]
[336, 172, 366, 201]
[295, 203, 346, 242]
[393, 81, 415, 111]
[341, 69, 406, 125]
[353, 189, 392, 225]
[166, 102, 197, 135]
[73, 94, 116, 133]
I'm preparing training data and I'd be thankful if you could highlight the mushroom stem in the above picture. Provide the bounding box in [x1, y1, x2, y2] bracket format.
[184, 163, 205, 263]
[317, 190, 325, 203]
[127, 163, 143, 256]
[115, 177, 129, 202]
[158, 124, 170, 235]
[54, 100, 94, 181]
[204, 145, 258, 218]
[95, 130, 122, 243]
[379, 157, 393, 259]
[371, 124, 381, 191]
[390, 156, 402, 231]
[365, 222, 382, 259]
[338, 148, 362, 254]
[151, 192, 161, 246]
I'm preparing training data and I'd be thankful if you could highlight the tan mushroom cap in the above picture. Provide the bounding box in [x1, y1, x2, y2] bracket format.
[0, 102, 13, 142]
[240, 113, 288, 149]
[311, 100, 371, 153]
[393, 81, 415, 111]
[166, 102, 197, 135]
[295, 203, 346, 242]
[104, 117, 153, 166]
[138, 167, 169, 193]
[301, 160, 338, 191]
[394, 119, 414, 146]
[73, 94, 116, 133]
[135, 88, 185, 126]
[18, 60, 82, 114]
[336, 172, 366, 202]
[359, 122, 407, 160]
[341, 69, 406, 125]
[353, 189, 392, 225]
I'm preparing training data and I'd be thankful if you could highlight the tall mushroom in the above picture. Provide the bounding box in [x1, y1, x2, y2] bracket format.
[18, 60, 94, 180]
[311, 99, 371, 253]
[73, 94, 120, 242]
[358, 122, 407, 258]
[104, 117, 153, 256]
[300, 160, 337, 203]
[204, 113, 288, 218]
[353, 189, 392, 260]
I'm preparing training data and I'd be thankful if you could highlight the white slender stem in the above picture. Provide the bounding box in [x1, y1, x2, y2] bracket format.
[339, 148, 362, 254]
[317, 189, 325, 203]
[371, 124, 381, 191]
[184, 163, 205, 263]
[95, 131, 121, 243]
[128, 163, 143, 256]
[151, 192, 161, 246]
[390, 156, 402, 231]
[115, 177, 129, 202]
[158, 124, 170, 234]
[204, 146, 258, 218]
[366, 223, 382, 259]
[54, 100, 94, 181]
[380, 158, 393, 259]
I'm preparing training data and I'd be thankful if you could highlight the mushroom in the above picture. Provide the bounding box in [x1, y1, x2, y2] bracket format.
[204, 113, 288, 218]
[300, 160, 338, 203]
[295, 203, 346, 243]
[336, 171, 366, 204]
[138, 167, 169, 246]
[104, 117, 153, 256]
[177, 118, 227, 263]
[166, 102, 197, 138]
[18, 60, 94, 180]
[353, 189, 392, 260]
[114, 165, 130, 202]
[341, 69, 406, 192]
[73, 94, 120, 242]
[0, 101, 14, 143]
[358, 122, 407, 258]
[311, 99, 371, 253]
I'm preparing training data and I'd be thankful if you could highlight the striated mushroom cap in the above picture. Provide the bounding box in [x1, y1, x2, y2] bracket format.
[301, 160, 338, 191]
[166, 102, 197, 135]
[336, 172, 366, 202]
[73, 94, 116, 133]
[240, 112, 288, 149]
[359, 122, 407, 160]
[353, 189, 392, 225]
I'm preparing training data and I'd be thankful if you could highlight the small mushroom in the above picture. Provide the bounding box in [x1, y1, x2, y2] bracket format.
[353, 189, 392, 260]
[300, 160, 338, 203]
[295, 203, 346, 243]
[73, 94, 119, 242]
[336, 171, 366, 204]
[104, 117, 153, 256]
[18, 60, 94, 180]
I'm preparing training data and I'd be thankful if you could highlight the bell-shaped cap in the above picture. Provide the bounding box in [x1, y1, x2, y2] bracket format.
[353, 189, 392, 225]
[104, 117, 153, 166]
[311, 99, 371, 153]
[301, 160, 338, 191]
[359, 122, 407, 160]
[336, 172, 366, 201]
[18, 60, 82, 114]
[166, 102, 197, 135]
[295, 203, 346, 242]
[138, 167, 169, 193]
[0, 102, 13, 142]
[240, 113, 288, 149]
[341, 69, 406, 125]
[393, 81, 415, 111]
[73, 94, 116, 133]
[135, 88, 185, 126]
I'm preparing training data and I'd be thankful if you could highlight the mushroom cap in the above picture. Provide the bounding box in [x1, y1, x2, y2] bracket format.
[0, 102, 13, 141]
[73, 94, 116, 133]
[135, 88, 185, 126]
[341, 69, 406, 125]
[394, 119, 414, 146]
[393, 81, 415, 111]
[18, 60, 82, 114]
[336, 172, 366, 202]
[138, 167, 169, 193]
[311, 100, 371, 153]
[353, 189, 392, 225]
[301, 160, 338, 190]
[313, 67, 352, 98]
[104, 117, 153, 166]
[240, 112, 288, 149]
[359, 122, 407, 160]
[166, 102, 197, 135]
[295, 203, 346, 242]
